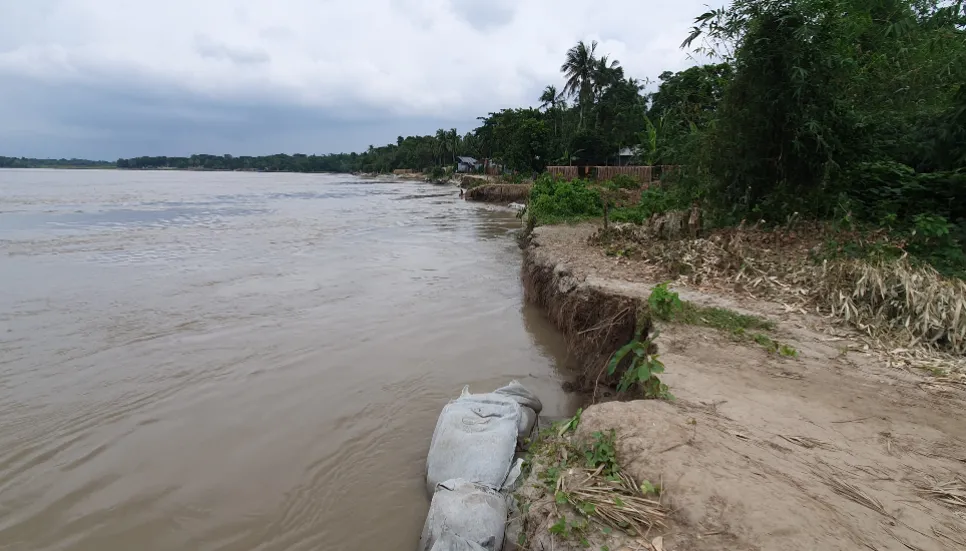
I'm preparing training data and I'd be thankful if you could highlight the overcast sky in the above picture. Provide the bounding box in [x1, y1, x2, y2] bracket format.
[0, 0, 712, 159]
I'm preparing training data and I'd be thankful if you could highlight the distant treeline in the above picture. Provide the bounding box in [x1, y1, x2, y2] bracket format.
[0, 156, 115, 169]
[115, 153, 358, 172]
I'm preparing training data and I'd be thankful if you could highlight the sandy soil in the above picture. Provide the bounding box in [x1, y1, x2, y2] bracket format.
[521, 224, 966, 551]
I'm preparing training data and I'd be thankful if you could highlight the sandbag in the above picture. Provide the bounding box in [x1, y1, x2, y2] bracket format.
[429, 532, 488, 551]
[426, 389, 521, 493]
[493, 381, 543, 413]
[419, 479, 508, 551]
[502, 458, 525, 494]
[517, 406, 537, 447]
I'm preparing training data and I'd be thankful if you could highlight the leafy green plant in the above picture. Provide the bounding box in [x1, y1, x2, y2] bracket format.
[528, 174, 604, 225]
[638, 113, 664, 166]
[557, 408, 583, 436]
[750, 333, 798, 357]
[640, 480, 661, 496]
[541, 464, 562, 489]
[608, 328, 672, 399]
[752, 333, 773, 348]
[609, 174, 640, 190]
[609, 185, 691, 225]
[779, 344, 798, 358]
[548, 515, 590, 540]
[584, 430, 619, 476]
[648, 282, 683, 320]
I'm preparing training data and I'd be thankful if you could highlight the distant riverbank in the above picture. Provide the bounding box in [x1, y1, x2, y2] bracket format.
[0, 157, 115, 170]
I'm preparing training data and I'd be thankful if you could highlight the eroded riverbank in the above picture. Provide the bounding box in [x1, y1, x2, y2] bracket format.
[517, 223, 966, 551]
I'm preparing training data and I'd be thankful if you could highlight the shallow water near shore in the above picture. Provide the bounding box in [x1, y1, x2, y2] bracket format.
[0, 169, 577, 551]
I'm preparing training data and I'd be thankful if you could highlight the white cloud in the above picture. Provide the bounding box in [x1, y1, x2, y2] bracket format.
[0, 0, 711, 119]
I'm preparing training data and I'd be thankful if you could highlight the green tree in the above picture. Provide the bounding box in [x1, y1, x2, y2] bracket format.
[561, 40, 600, 129]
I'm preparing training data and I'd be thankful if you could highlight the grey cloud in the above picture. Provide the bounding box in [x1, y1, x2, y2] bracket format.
[452, 0, 515, 31]
[0, 78, 475, 159]
[0, 0, 709, 158]
[194, 35, 270, 65]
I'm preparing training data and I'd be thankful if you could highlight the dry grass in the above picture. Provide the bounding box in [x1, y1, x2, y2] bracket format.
[818, 259, 966, 354]
[818, 468, 888, 516]
[557, 466, 667, 535]
[593, 216, 966, 369]
[521, 420, 668, 548]
[780, 435, 833, 450]
[464, 183, 531, 203]
[917, 477, 966, 509]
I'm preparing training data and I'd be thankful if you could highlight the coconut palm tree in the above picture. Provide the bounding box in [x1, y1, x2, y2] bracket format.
[539, 85, 562, 111]
[593, 55, 622, 102]
[591, 55, 623, 129]
[434, 128, 448, 166]
[561, 40, 599, 128]
[539, 85, 565, 138]
[448, 128, 459, 164]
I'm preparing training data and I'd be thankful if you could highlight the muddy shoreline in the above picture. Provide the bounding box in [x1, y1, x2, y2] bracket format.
[516, 223, 966, 551]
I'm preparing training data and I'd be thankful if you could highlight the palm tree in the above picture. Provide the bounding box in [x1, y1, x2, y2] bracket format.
[539, 85, 565, 138]
[593, 56, 622, 101]
[448, 128, 459, 164]
[434, 128, 448, 166]
[591, 55, 622, 129]
[539, 85, 561, 111]
[561, 40, 599, 128]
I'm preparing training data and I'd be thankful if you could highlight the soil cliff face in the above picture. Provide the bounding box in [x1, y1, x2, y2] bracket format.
[519, 224, 966, 551]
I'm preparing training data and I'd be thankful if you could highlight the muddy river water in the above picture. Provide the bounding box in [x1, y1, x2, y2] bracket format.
[0, 169, 577, 551]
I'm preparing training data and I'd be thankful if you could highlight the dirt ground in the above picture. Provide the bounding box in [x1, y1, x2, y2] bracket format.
[521, 224, 966, 551]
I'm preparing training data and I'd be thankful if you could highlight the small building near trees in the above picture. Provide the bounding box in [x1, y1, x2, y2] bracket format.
[456, 156, 480, 173]
[618, 147, 642, 166]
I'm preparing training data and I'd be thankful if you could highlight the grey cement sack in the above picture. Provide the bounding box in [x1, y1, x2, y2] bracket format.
[425, 382, 543, 494]
[429, 532, 488, 551]
[418, 479, 508, 551]
[493, 381, 543, 414]
[495, 381, 542, 447]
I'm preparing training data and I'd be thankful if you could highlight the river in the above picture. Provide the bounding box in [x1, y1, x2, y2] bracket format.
[0, 169, 576, 551]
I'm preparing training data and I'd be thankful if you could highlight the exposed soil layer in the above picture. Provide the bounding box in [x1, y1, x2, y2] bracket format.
[465, 183, 531, 203]
[522, 255, 640, 392]
[519, 223, 966, 551]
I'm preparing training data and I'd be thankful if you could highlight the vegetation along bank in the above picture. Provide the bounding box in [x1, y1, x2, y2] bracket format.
[506, 1, 966, 550]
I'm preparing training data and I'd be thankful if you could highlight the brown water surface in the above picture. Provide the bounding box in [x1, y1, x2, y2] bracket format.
[0, 169, 576, 551]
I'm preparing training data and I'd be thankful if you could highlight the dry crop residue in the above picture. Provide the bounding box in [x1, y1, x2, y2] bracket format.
[518, 223, 966, 551]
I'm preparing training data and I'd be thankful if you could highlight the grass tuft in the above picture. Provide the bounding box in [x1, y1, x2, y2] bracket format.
[676, 302, 775, 332]
[524, 412, 667, 545]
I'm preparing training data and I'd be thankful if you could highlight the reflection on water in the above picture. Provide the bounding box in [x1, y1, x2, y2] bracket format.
[0, 169, 576, 551]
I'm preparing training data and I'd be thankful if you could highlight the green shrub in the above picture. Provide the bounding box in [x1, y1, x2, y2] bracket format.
[648, 282, 682, 320]
[609, 174, 640, 190]
[907, 213, 966, 278]
[427, 166, 445, 180]
[528, 174, 603, 225]
[610, 185, 691, 224]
